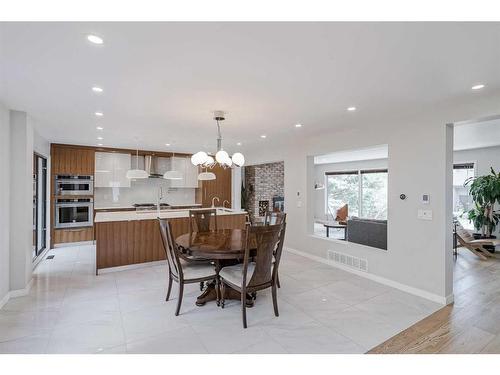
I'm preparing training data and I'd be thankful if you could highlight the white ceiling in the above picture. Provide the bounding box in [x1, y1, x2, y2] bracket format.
[314, 144, 388, 164]
[454, 117, 500, 151]
[1, 22, 500, 155]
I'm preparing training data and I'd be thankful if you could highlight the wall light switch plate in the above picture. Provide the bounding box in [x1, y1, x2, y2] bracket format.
[418, 209, 433, 220]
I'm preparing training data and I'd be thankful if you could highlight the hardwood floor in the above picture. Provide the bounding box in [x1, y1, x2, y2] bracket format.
[368, 249, 500, 353]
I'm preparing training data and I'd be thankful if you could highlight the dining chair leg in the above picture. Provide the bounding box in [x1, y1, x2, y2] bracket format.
[215, 277, 221, 306]
[166, 274, 173, 301]
[272, 283, 279, 317]
[220, 282, 225, 308]
[241, 291, 248, 328]
[175, 282, 184, 316]
[276, 274, 281, 288]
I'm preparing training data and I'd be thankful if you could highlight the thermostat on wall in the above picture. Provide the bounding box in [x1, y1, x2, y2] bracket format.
[422, 194, 430, 204]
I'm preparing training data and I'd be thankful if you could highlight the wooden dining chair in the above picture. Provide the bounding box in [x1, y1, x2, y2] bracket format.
[189, 209, 217, 232]
[264, 211, 286, 288]
[219, 223, 286, 328]
[264, 211, 286, 226]
[158, 219, 218, 316]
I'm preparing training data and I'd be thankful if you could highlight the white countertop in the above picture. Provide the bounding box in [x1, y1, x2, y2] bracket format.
[94, 207, 247, 223]
[94, 203, 202, 210]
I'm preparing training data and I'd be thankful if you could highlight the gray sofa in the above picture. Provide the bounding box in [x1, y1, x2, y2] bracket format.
[346, 217, 387, 250]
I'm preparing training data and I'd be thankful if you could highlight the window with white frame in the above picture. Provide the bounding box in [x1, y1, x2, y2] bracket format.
[326, 169, 388, 220]
[453, 163, 475, 227]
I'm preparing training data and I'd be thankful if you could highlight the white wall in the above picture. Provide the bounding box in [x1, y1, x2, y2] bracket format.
[0, 103, 10, 306]
[244, 94, 500, 304]
[9, 110, 34, 292]
[313, 158, 388, 219]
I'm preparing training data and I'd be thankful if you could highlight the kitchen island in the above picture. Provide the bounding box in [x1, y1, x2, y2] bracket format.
[94, 208, 247, 273]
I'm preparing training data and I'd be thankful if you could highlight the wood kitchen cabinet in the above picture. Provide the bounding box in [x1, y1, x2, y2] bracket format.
[199, 164, 232, 207]
[95, 152, 131, 188]
[53, 227, 94, 244]
[51, 145, 95, 175]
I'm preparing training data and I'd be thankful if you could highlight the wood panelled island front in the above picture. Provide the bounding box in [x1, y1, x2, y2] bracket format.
[94, 209, 247, 273]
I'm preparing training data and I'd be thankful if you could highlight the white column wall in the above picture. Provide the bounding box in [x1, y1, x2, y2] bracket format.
[0, 103, 10, 306]
[9, 110, 34, 292]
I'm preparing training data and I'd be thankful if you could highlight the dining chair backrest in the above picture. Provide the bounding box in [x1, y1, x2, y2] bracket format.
[243, 224, 282, 289]
[158, 219, 183, 279]
[272, 222, 286, 279]
[189, 209, 217, 232]
[264, 211, 286, 226]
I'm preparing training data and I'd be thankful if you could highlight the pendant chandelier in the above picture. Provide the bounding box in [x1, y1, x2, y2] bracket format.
[126, 140, 149, 179]
[191, 111, 245, 178]
[163, 152, 183, 180]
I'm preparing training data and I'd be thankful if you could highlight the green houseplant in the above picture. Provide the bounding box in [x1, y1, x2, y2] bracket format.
[464, 167, 500, 237]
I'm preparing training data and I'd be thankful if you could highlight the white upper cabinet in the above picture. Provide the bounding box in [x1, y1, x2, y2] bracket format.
[95, 152, 131, 188]
[169, 156, 199, 188]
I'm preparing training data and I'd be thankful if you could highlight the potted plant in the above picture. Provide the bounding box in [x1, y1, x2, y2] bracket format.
[464, 167, 500, 238]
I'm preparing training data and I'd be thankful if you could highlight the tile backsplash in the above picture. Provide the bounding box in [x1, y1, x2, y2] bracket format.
[94, 178, 196, 208]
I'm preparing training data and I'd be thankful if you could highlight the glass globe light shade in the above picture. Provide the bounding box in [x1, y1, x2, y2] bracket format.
[231, 152, 245, 167]
[191, 151, 208, 166]
[203, 155, 215, 167]
[215, 150, 229, 164]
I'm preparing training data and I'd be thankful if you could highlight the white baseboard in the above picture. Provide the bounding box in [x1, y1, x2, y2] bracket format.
[0, 292, 9, 310]
[0, 278, 34, 310]
[285, 247, 451, 305]
[9, 278, 34, 298]
[98, 260, 167, 274]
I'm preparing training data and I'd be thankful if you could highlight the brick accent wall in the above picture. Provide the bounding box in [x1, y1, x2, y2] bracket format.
[244, 161, 284, 221]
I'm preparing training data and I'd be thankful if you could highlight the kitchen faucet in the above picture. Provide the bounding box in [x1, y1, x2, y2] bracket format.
[157, 186, 163, 216]
[211, 196, 220, 208]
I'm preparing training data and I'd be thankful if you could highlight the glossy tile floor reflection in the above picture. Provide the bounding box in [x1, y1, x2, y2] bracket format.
[0, 245, 441, 354]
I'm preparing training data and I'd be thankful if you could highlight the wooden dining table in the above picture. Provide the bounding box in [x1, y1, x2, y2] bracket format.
[176, 228, 256, 307]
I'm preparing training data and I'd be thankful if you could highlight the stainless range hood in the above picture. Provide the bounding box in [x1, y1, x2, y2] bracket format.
[144, 155, 163, 178]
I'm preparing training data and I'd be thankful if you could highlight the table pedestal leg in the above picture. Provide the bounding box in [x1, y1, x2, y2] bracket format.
[196, 281, 254, 307]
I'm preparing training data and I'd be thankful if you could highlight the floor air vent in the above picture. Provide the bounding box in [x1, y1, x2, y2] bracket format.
[327, 250, 368, 272]
[46, 255, 55, 260]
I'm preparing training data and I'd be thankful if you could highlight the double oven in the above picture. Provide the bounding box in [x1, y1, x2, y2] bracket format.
[54, 175, 94, 229]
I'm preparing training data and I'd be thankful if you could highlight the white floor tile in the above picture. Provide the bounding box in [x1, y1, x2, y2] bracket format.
[0, 244, 442, 354]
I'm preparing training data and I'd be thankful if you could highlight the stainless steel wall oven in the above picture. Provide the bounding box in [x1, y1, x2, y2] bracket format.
[55, 175, 94, 195]
[55, 198, 94, 228]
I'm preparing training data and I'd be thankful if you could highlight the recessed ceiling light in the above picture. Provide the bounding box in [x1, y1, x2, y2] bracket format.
[236, 142, 242, 146]
[295, 123, 302, 128]
[96, 126, 103, 130]
[97, 136, 103, 140]
[471, 84, 485, 90]
[92, 86, 103, 93]
[347, 106, 356, 111]
[97, 143, 103, 146]
[260, 135, 267, 139]
[95, 112, 103, 117]
[87, 35, 103, 45]
[165, 143, 171, 146]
